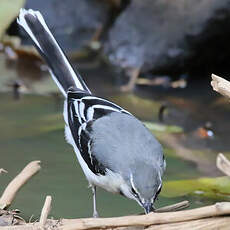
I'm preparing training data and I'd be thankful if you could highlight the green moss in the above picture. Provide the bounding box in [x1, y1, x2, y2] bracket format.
[162, 177, 230, 200]
[144, 121, 183, 133]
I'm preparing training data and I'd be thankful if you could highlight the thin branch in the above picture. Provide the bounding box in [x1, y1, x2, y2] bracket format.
[121, 68, 140, 92]
[0, 161, 41, 209]
[155, 200, 189, 213]
[0, 169, 8, 174]
[211, 74, 230, 99]
[60, 202, 230, 230]
[216, 153, 230, 176]
[40, 196, 52, 227]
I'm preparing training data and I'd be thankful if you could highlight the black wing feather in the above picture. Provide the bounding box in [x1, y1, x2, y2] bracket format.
[68, 102, 107, 175]
[67, 91, 125, 175]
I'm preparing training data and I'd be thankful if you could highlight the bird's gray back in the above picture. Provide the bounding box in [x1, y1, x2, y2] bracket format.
[90, 112, 164, 177]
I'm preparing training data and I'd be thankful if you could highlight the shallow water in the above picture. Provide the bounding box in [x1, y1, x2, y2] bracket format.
[0, 52, 230, 219]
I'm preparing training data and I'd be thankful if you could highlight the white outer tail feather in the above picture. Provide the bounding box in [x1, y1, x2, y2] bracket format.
[17, 9, 43, 50]
[17, 8, 90, 97]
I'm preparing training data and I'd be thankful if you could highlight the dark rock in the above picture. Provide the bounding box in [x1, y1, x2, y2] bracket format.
[104, 0, 230, 76]
[19, 0, 110, 52]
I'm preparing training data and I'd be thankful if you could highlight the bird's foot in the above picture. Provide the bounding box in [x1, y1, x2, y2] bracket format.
[93, 211, 99, 218]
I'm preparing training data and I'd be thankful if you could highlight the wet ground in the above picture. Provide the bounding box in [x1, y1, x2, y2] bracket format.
[1, 51, 230, 219]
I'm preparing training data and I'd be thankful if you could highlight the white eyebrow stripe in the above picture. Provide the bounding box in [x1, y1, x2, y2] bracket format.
[158, 183, 162, 191]
[130, 173, 140, 196]
[158, 171, 162, 190]
[158, 171, 162, 182]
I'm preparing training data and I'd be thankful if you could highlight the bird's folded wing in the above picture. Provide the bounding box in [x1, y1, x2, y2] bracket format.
[67, 90, 131, 175]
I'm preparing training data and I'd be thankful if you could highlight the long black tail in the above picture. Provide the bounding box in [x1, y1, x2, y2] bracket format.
[17, 9, 90, 97]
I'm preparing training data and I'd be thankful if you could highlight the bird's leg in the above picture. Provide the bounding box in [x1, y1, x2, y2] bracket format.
[92, 185, 99, 218]
[121, 68, 140, 92]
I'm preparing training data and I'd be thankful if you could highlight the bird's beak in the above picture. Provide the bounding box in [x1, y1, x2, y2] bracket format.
[143, 201, 155, 214]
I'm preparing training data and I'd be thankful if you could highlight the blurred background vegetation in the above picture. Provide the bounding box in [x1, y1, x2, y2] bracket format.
[1, 0, 230, 220]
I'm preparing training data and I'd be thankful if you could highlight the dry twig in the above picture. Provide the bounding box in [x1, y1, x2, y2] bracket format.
[121, 68, 140, 92]
[216, 153, 230, 176]
[211, 74, 230, 99]
[0, 161, 41, 209]
[40, 196, 52, 227]
[147, 216, 230, 230]
[0, 169, 7, 174]
[155, 200, 189, 212]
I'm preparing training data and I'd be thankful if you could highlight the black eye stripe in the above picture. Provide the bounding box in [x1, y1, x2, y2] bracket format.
[131, 187, 139, 197]
[154, 185, 162, 201]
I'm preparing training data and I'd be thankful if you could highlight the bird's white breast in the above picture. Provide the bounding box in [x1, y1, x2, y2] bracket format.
[63, 101, 125, 193]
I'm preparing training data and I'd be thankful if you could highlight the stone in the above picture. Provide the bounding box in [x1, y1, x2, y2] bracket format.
[20, 0, 110, 52]
[104, 0, 230, 75]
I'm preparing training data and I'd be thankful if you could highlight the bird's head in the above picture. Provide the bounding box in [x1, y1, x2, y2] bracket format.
[120, 163, 163, 214]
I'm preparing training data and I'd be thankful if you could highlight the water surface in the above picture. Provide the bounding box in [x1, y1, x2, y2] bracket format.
[0, 52, 229, 219]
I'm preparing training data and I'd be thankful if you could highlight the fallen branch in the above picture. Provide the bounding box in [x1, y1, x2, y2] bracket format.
[216, 153, 230, 176]
[147, 216, 230, 230]
[0, 202, 230, 230]
[0, 161, 41, 209]
[155, 200, 189, 212]
[211, 74, 230, 99]
[1, 217, 230, 230]
[60, 202, 230, 230]
[0, 169, 7, 174]
[40, 196, 52, 227]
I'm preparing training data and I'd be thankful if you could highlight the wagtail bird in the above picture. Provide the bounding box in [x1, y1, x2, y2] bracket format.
[17, 9, 166, 217]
